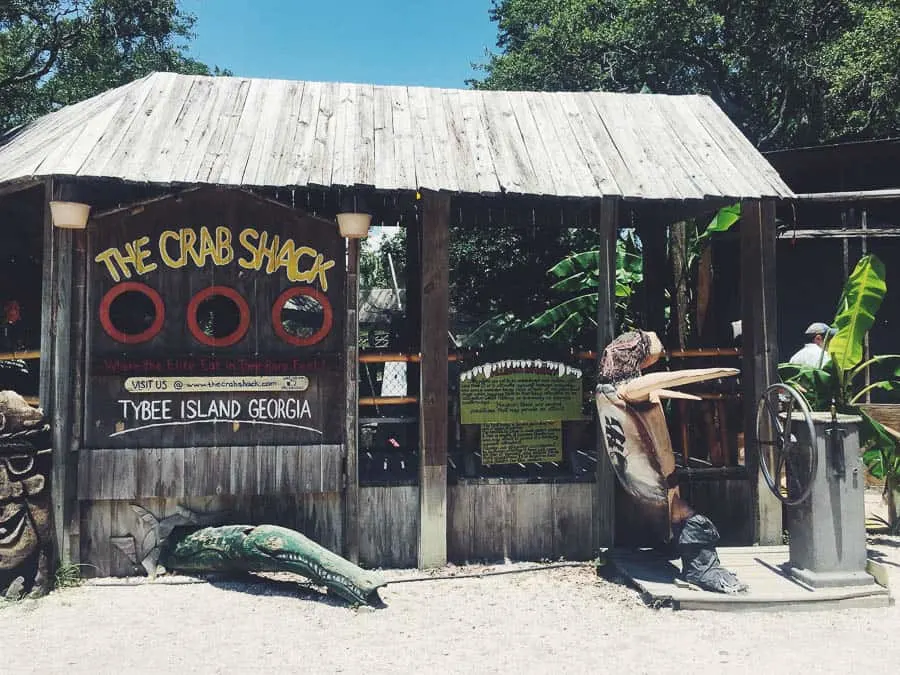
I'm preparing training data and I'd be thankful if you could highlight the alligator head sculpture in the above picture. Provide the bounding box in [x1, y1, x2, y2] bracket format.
[115, 506, 386, 607]
[164, 524, 386, 606]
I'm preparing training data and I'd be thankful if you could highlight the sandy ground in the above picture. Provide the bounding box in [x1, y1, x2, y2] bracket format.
[3, 492, 899, 675]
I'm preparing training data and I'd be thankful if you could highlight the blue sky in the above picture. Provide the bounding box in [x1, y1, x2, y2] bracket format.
[180, 0, 499, 88]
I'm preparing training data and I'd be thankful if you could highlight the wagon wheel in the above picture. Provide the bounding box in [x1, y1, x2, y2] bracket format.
[755, 383, 818, 506]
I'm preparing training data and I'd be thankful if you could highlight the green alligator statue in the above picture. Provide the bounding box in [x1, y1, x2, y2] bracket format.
[115, 505, 386, 606]
[164, 524, 386, 606]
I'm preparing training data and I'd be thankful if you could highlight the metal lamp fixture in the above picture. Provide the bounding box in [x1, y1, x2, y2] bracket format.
[49, 201, 91, 229]
[336, 192, 371, 239]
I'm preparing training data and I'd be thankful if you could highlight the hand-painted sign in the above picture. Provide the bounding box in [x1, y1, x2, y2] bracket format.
[480, 421, 562, 465]
[84, 189, 345, 449]
[95, 226, 336, 290]
[111, 395, 319, 439]
[459, 360, 583, 424]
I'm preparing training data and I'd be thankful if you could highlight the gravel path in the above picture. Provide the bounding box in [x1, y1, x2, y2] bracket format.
[3, 536, 899, 675]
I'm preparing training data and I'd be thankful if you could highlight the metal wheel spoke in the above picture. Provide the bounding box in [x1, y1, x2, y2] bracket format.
[764, 398, 783, 439]
[775, 449, 787, 482]
[781, 398, 795, 446]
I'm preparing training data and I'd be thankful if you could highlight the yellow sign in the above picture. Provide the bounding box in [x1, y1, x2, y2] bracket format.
[480, 421, 563, 465]
[95, 226, 336, 290]
[124, 375, 310, 394]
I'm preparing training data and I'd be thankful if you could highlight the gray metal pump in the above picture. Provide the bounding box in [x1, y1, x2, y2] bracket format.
[757, 383, 879, 588]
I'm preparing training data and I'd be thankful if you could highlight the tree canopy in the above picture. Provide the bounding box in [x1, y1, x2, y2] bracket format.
[475, 0, 900, 150]
[0, 0, 223, 132]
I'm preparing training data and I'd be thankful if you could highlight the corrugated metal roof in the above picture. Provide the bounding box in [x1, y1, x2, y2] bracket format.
[0, 72, 793, 200]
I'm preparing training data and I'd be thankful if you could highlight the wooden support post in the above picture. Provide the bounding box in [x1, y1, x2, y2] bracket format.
[405, 211, 421, 396]
[593, 197, 619, 550]
[43, 178, 83, 564]
[740, 199, 783, 545]
[343, 237, 361, 563]
[418, 190, 450, 568]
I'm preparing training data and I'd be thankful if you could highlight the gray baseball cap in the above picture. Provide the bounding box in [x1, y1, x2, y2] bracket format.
[805, 322, 837, 336]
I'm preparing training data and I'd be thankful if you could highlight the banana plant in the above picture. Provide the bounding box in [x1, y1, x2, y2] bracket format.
[779, 254, 900, 484]
[525, 229, 643, 342]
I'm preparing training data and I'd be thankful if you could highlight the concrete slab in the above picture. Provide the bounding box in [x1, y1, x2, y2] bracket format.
[606, 545, 893, 611]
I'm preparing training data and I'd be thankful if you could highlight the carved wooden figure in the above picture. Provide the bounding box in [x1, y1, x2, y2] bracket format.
[595, 331, 747, 593]
[0, 391, 51, 599]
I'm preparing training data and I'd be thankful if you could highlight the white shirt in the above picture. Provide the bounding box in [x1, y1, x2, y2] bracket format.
[789, 342, 831, 368]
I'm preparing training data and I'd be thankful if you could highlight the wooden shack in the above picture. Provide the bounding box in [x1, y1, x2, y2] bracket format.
[0, 72, 793, 574]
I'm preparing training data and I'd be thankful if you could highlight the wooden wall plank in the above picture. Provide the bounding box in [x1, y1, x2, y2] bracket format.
[256, 446, 278, 494]
[447, 485, 474, 563]
[183, 446, 230, 496]
[299, 492, 343, 552]
[471, 484, 513, 562]
[321, 445, 343, 493]
[229, 446, 258, 495]
[741, 199, 782, 544]
[418, 191, 450, 568]
[510, 484, 553, 561]
[359, 486, 418, 568]
[552, 483, 594, 560]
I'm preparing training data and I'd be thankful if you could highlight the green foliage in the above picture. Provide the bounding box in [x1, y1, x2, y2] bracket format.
[829, 254, 887, 373]
[475, 0, 900, 149]
[526, 228, 643, 343]
[0, 1, 225, 132]
[54, 560, 89, 589]
[778, 254, 900, 483]
[360, 227, 406, 291]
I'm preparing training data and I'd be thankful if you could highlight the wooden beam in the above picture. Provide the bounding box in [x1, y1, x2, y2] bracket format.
[778, 228, 900, 239]
[418, 190, 450, 568]
[740, 199, 782, 545]
[794, 188, 900, 202]
[593, 197, 619, 550]
[343, 238, 361, 563]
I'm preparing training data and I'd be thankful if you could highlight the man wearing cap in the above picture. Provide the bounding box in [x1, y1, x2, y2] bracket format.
[789, 322, 836, 368]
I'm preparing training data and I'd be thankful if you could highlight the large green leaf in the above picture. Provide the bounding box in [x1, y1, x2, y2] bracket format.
[829, 254, 887, 372]
[705, 204, 741, 233]
[527, 293, 598, 333]
[547, 250, 601, 280]
[777, 362, 836, 410]
[551, 270, 598, 292]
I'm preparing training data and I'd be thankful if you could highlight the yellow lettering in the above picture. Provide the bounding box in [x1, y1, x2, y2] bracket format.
[94, 248, 125, 282]
[131, 236, 157, 274]
[159, 230, 185, 268]
[238, 228, 260, 269]
[198, 226, 217, 265]
[314, 254, 336, 291]
[182, 228, 202, 267]
[215, 226, 233, 265]
[263, 233, 281, 274]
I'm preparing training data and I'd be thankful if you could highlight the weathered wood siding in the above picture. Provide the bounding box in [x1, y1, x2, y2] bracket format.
[447, 483, 594, 563]
[359, 486, 419, 568]
[77, 445, 343, 499]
